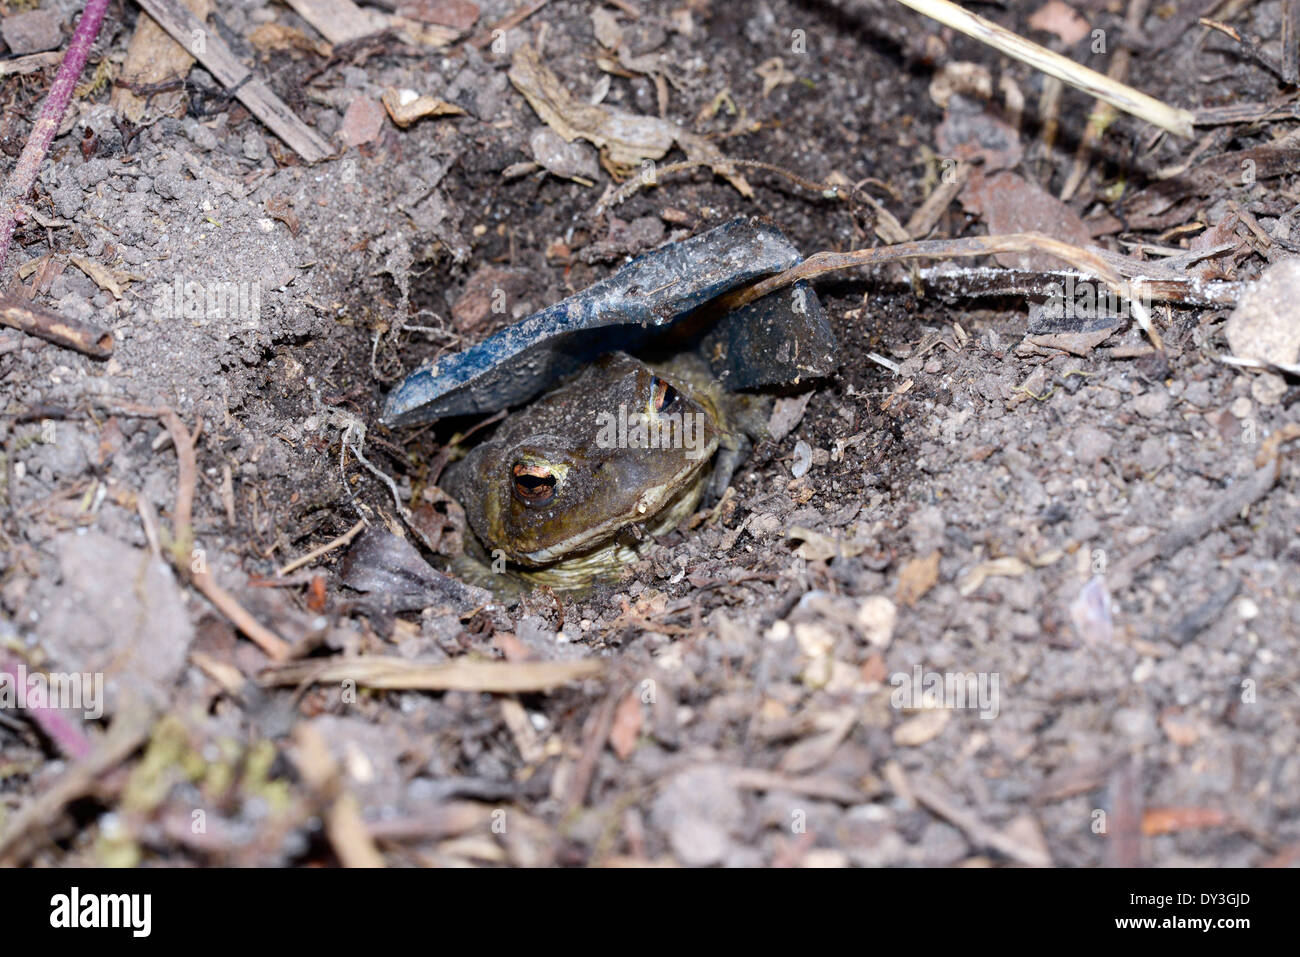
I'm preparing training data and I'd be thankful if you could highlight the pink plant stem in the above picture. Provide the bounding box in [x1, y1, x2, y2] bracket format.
[1, 656, 95, 760]
[0, 0, 111, 272]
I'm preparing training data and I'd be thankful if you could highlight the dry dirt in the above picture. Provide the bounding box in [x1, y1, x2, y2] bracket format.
[1, 0, 1297, 867]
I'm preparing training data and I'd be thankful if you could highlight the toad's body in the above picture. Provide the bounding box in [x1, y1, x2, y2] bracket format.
[443, 352, 763, 595]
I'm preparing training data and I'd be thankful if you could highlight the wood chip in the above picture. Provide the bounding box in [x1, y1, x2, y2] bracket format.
[0, 51, 63, 76]
[499, 698, 545, 764]
[724, 766, 862, 804]
[1142, 806, 1234, 836]
[283, 0, 388, 44]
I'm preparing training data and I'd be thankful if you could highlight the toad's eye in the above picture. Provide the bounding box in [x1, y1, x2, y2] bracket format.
[651, 377, 680, 413]
[511, 463, 557, 506]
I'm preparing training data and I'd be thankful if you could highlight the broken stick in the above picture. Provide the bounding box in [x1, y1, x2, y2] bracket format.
[132, 0, 332, 163]
[0, 295, 113, 357]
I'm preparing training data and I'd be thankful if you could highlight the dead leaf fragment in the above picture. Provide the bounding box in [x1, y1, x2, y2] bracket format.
[893, 709, 950, 746]
[381, 87, 465, 127]
[68, 255, 141, 299]
[508, 45, 751, 195]
[961, 169, 1093, 269]
[787, 526, 865, 561]
[929, 62, 992, 108]
[958, 556, 1030, 596]
[779, 710, 856, 775]
[529, 126, 600, 182]
[590, 7, 622, 49]
[1027, 1, 1090, 46]
[609, 690, 643, 760]
[248, 22, 333, 57]
[264, 197, 300, 236]
[897, 550, 941, 606]
[451, 265, 530, 333]
[1141, 806, 1233, 836]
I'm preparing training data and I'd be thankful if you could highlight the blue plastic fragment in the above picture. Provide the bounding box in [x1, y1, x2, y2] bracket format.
[381, 216, 830, 427]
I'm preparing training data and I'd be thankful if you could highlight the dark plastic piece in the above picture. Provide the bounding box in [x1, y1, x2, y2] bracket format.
[382, 217, 834, 426]
[703, 280, 837, 389]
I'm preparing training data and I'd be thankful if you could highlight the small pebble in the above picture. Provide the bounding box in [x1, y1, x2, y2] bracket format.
[338, 96, 386, 147]
[791, 439, 812, 478]
[1250, 372, 1287, 406]
[856, 595, 897, 648]
[1226, 258, 1300, 366]
[1070, 424, 1112, 465]
[1112, 707, 1156, 741]
[1132, 386, 1170, 418]
[242, 131, 268, 161]
[2, 10, 62, 54]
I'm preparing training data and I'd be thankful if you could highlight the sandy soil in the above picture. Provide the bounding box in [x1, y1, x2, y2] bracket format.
[0, 0, 1297, 867]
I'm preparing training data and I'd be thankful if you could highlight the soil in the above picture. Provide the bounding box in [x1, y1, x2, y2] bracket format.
[1, 0, 1297, 867]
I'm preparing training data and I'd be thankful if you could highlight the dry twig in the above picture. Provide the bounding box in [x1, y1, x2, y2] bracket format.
[0, 655, 95, 759]
[0, 702, 152, 863]
[0, 0, 110, 271]
[113, 403, 293, 660]
[721, 232, 1166, 347]
[892, 0, 1195, 137]
[0, 296, 113, 356]
[260, 655, 604, 693]
[277, 518, 366, 576]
